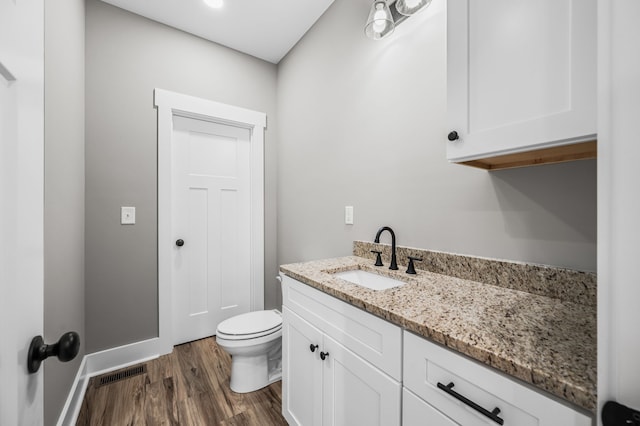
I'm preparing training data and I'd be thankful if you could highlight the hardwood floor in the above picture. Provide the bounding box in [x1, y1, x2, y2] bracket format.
[77, 337, 287, 426]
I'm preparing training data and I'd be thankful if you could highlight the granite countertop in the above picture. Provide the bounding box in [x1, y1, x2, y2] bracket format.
[279, 254, 596, 412]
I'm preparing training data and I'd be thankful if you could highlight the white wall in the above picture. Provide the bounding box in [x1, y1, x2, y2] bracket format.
[277, 0, 596, 272]
[44, 0, 85, 423]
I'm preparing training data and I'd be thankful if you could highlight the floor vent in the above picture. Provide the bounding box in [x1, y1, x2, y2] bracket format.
[96, 364, 147, 388]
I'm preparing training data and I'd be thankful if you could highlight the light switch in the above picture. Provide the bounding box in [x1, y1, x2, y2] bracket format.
[345, 206, 354, 225]
[121, 206, 136, 225]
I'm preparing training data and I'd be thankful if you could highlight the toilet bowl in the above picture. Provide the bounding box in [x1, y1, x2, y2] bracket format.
[216, 309, 282, 393]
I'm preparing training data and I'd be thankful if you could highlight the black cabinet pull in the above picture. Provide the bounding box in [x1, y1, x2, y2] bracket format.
[309, 344, 318, 353]
[437, 382, 504, 425]
[448, 131, 459, 141]
[320, 351, 329, 361]
[176, 239, 184, 247]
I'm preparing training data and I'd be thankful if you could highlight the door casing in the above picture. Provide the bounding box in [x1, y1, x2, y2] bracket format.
[155, 88, 266, 354]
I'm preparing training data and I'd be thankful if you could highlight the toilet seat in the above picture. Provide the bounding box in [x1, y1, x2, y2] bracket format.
[216, 309, 282, 341]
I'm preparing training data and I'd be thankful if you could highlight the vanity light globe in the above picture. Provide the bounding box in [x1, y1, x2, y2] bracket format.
[365, 1, 395, 40]
[395, 0, 432, 16]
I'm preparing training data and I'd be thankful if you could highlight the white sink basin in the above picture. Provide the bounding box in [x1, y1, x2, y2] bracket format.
[334, 269, 406, 291]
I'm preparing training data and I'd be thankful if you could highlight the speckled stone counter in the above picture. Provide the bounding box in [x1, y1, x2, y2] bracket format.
[279, 249, 596, 412]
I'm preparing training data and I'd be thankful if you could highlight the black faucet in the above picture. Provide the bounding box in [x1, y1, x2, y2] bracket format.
[374, 226, 398, 270]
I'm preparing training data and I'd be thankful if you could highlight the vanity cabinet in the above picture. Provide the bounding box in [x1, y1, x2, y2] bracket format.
[281, 275, 592, 426]
[403, 331, 592, 426]
[446, 0, 597, 170]
[281, 276, 402, 426]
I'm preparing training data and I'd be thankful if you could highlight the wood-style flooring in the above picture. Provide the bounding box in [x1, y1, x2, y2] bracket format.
[76, 337, 287, 426]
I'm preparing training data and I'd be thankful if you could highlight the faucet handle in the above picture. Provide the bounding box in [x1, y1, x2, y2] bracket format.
[370, 250, 384, 267]
[406, 256, 423, 275]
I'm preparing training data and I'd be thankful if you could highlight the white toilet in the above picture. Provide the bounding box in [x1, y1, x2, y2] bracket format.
[215, 309, 283, 393]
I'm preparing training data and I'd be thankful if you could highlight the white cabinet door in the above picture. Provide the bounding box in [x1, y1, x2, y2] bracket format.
[446, 0, 596, 162]
[403, 389, 458, 426]
[322, 335, 401, 426]
[282, 307, 324, 426]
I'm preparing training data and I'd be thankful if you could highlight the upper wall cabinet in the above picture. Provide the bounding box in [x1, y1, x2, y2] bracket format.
[446, 0, 597, 170]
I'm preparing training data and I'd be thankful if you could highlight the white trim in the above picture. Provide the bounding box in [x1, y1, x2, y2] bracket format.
[597, 0, 612, 419]
[56, 338, 163, 425]
[82, 338, 162, 374]
[56, 357, 87, 426]
[154, 88, 266, 349]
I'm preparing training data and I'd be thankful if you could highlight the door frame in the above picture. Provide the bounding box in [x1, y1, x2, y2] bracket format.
[155, 88, 266, 354]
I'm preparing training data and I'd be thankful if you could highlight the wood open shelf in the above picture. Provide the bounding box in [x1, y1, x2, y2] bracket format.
[459, 140, 597, 171]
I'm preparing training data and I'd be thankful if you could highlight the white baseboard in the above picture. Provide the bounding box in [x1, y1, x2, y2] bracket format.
[57, 337, 172, 426]
[56, 356, 88, 426]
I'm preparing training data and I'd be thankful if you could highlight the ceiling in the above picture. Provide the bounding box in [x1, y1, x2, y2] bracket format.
[100, 0, 337, 64]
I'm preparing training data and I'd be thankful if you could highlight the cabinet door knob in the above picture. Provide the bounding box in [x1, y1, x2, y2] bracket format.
[320, 351, 329, 361]
[309, 344, 318, 353]
[448, 131, 459, 141]
[176, 239, 184, 247]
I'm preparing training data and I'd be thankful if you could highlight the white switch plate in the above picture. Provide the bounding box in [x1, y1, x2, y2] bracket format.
[345, 206, 354, 225]
[121, 206, 136, 225]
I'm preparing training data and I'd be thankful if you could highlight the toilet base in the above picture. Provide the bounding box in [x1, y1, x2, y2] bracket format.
[229, 348, 282, 393]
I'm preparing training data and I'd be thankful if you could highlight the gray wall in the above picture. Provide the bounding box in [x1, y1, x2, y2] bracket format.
[277, 0, 596, 272]
[44, 0, 85, 423]
[85, 0, 279, 353]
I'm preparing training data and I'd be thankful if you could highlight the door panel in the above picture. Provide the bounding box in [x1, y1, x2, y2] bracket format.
[172, 115, 252, 345]
[0, 0, 44, 424]
[282, 307, 323, 426]
[322, 336, 401, 426]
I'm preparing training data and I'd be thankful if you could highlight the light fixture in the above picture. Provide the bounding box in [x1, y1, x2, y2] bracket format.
[204, 0, 224, 9]
[395, 0, 431, 16]
[364, 1, 395, 40]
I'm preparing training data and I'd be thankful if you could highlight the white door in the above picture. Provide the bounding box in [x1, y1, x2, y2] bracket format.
[171, 115, 252, 345]
[282, 307, 324, 426]
[0, 0, 45, 424]
[322, 335, 401, 426]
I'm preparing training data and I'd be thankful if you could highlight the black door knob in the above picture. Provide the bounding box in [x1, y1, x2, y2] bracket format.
[176, 239, 184, 247]
[28, 331, 80, 374]
[448, 131, 459, 141]
[320, 351, 329, 361]
[310, 344, 318, 352]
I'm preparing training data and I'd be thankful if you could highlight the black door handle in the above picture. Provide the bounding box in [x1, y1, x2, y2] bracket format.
[176, 239, 184, 247]
[28, 332, 80, 374]
[320, 351, 329, 361]
[309, 344, 318, 353]
[448, 131, 459, 141]
[602, 401, 640, 425]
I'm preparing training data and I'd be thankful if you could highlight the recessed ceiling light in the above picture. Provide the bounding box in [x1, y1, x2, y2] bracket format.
[204, 0, 223, 9]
